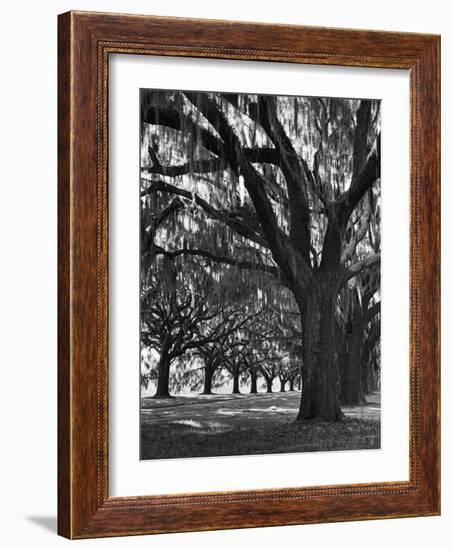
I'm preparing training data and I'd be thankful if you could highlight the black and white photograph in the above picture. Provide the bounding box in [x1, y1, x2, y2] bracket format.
[139, 89, 381, 460]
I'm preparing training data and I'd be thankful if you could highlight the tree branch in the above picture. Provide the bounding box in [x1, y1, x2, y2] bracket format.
[341, 197, 372, 263]
[183, 91, 311, 289]
[339, 146, 380, 217]
[243, 147, 280, 165]
[257, 95, 311, 260]
[155, 197, 184, 228]
[343, 253, 381, 283]
[141, 104, 226, 160]
[142, 147, 280, 177]
[155, 245, 282, 279]
[337, 100, 380, 218]
[141, 179, 268, 247]
[143, 158, 224, 177]
[366, 301, 381, 323]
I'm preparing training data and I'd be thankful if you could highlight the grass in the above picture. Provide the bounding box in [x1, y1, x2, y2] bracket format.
[140, 391, 381, 460]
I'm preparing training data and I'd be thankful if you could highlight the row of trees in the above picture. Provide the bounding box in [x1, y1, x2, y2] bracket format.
[140, 259, 303, 397]
[140, 254, 380, 405]
[140, 89, 381, 420]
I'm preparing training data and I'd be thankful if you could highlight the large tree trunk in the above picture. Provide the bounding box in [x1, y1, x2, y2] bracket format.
[232, 370, 240, 394]
[336, 321, 347, 399]
[364, 341, 380, 394]
[203, 363, 214, 395]
[155, 354, 171, 398]
[342, 324, 367, 406]
[280, 378, 287, 392]
[265, 377, 273, 393]
[341, 295, 369, 406]
[296, 282, 343, 421]
[361, 349, 371, 395]
[249, 369, 258, 394]
[289, 378, 295, 391]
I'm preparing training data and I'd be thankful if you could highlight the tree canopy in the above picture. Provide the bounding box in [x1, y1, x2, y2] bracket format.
[140, 89, 381, 421]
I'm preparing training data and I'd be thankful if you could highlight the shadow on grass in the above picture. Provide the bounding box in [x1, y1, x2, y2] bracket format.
[141, 417, 381, 460]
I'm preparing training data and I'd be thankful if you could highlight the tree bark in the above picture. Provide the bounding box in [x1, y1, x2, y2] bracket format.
[249, 369, 258, 394]
[232, 371, 240, 394]
[265, 377, 273, 393]
[297, 282, 343, 421]
[341, 295, 371, 406]
[154, 354, 171, 398]
[341, 323, 367, 406]
[280, 378, 287, 392]
[362, 338, 380, 394]
[203, 363, 214, 395]
[362, 354, 371, 395]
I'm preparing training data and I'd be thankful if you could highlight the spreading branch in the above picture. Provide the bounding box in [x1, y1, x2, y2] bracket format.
[155, 245, 283, 279]
[141, 179, 268, 248]
[257, 95, 311, 259]
[183, 91, 312, 290]
[343, 252, 381, 283]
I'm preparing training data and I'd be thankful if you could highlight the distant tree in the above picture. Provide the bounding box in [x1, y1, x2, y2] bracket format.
[260, 363, 278, 394]
[337, 226, 380, 405]
[195, 306, 258, 394]
[223, 356, 248, 394]
[362, 315, 381, 395]
[339, 289, 380, 405]
[278, 358, 300, 393]
[141, 260, 239, 397]
[288, 371, 301, 392]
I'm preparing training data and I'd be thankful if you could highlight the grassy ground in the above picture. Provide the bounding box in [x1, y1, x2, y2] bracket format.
[140, 391, 381, 460]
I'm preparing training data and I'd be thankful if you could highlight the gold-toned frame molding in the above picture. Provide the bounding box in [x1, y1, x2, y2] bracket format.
[58, 11, 440, 539]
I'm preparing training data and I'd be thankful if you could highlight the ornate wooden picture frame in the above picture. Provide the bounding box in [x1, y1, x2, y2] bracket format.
[58, 11, 440, 539]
